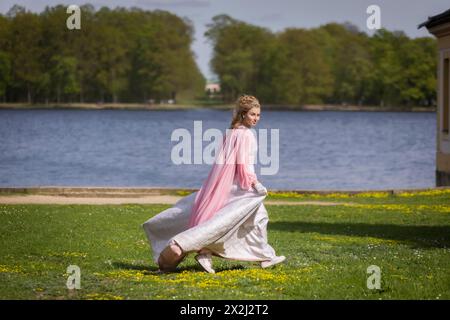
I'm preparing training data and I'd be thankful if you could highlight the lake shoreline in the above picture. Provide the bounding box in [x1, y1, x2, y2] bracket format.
[0, 103, 436, 112]
[0, 186, 447, 196]
[1, 186, 448, 205]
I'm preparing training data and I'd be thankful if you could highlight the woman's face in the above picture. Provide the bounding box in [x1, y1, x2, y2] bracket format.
[243, 107, 261, 128]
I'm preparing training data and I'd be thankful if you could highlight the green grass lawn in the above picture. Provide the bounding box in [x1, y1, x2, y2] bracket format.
[1, 190, 449, 300]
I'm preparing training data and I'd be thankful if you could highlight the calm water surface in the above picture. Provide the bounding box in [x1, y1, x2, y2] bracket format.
[0, 109, 436, 190]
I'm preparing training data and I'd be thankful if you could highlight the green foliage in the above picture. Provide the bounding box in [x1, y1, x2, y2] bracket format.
[207, 16, 274, 101]
[0, 5, 205, 103]
[206, 17, 437, 108]
[0, 6, 437, 107]
[0, 51, 10, 98]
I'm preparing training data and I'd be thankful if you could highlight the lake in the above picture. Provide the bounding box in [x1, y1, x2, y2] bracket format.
[0, 108, 436, 191]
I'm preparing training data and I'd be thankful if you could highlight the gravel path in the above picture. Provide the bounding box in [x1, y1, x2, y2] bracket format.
[0, 194, 351, 206]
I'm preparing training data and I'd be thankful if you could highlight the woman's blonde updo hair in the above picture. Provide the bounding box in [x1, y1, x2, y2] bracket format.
[230, 95, 261, 129]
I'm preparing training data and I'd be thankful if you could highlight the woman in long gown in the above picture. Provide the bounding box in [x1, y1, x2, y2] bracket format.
[142, 95, 285, 273]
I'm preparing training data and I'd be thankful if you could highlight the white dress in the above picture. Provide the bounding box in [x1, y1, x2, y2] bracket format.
[142, 129, 279, 264]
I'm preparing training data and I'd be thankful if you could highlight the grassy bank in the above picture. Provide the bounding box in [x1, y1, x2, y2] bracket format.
[0, 102, 227, 111]
[0, 191, 449, 300]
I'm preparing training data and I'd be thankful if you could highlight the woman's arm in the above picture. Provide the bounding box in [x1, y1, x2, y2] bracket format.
[236, 130, 258, 190]
[236, 164, 257, 190]
[253, 181, 268, 195]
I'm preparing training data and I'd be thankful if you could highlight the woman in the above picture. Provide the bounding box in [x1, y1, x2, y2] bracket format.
[142, 95, 285, 273]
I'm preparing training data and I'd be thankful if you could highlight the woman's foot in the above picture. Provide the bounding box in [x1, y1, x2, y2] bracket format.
[158, 242, 184, 272]
[261, 255, 286, 268]
[195, 253, 215, 274]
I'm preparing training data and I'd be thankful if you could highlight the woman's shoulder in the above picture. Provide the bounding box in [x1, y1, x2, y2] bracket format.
[229, 124, 255, 138]
[237, 127, 256, 141]
[232, 125, 251, 133]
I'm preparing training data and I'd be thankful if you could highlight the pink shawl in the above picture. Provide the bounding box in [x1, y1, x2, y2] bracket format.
[188, 126, 257, 228]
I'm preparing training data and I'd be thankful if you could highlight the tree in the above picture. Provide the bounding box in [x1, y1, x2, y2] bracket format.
[8, 10, 43, 103]
[317, 23, 373, 105]
[0, 52, 11, 100]
[50, 55, 80, 103]
[369, 29, 407, 107]
[206, 15, 274, 101]
[396, 37, 437, 106]
[277, 28, 334, 105]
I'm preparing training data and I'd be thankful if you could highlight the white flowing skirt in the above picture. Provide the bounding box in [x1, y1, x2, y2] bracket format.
[142, 183, 278, 264]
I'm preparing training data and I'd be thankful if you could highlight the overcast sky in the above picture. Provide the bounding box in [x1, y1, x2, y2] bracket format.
[1, 0, 449, 79]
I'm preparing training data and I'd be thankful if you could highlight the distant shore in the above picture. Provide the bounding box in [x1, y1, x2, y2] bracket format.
[0, 103, 436, 112]
[0, 186, 447, 196]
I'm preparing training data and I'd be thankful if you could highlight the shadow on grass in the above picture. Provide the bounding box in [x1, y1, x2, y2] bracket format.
[112, 261, 159, 272]
[112, 261, 246, 274]
[270, 221, 450, 248]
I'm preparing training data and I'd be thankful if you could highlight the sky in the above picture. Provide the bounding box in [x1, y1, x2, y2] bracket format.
[1, 0, 449, 79]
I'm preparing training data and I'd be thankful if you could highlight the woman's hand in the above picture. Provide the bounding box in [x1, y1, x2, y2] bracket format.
[253, 182, 268, 195]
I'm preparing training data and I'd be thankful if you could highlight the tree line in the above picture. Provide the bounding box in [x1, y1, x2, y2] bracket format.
[0, 7, 437, 107]
[0, 5, 205, 104]
[206, 15, 437, 108]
